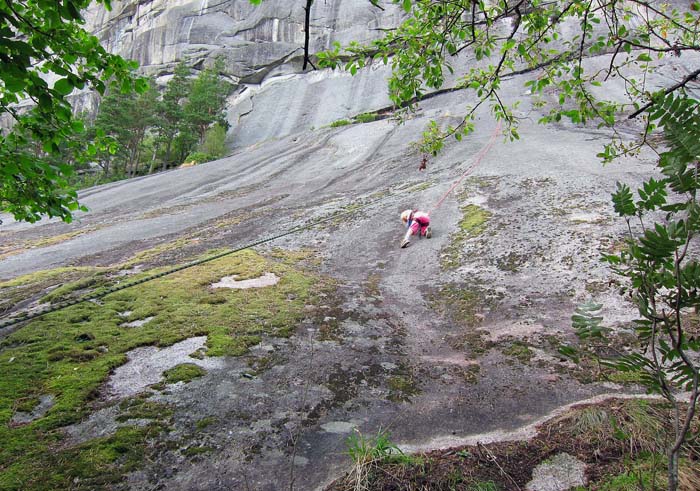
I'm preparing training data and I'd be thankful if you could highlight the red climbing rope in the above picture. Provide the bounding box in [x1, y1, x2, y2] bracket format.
[429, 120, 502, 214]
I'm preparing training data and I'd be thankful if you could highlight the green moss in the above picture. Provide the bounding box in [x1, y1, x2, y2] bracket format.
[330, 119, 352, 127]
[162, 363, 206, 384]
[435, 286, 481, 327]
[0, 424, 165, 491]
[267, 247, 318, 267]
[584, 453, 666, 491]
[195, 416, 217, 430]
[430, 284, 499, 357]
[365, 273, 382, 298]
[0, 267, 106, 314]
[355, 112, 377, 123]
[42, 274, 111, 304]
[502, 342, 533, 364]
[14, 396, 41, 413]
[387, 374, 421, 402]
[441, 204, 492, 270]
[458, 204, 491, 234]
[403, 181, 433, 193]
[462, 364, 481, 384]
[0, 267, 100, 289]
[496, 252, 527, 273]
[0, 248, 320, 489]
[606, 369, 645, 384]
[117, 398, 174, 422]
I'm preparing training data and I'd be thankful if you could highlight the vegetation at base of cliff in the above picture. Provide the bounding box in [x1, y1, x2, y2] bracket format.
[82, 59, 232, 182]
[440, 203, 492, 270]
[325, 399, 700, 491]
[0, 248, 321, 490]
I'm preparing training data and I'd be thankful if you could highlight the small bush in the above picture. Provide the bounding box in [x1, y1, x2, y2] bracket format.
[183, 151, 214, 165]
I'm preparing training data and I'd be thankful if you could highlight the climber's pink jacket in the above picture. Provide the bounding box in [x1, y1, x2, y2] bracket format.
[406, 211, 430, 236]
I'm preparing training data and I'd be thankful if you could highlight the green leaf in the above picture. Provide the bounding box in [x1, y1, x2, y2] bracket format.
[572, 301, 608, 339]
[611, 182, 636, 216]
[54, 78, 74, 96]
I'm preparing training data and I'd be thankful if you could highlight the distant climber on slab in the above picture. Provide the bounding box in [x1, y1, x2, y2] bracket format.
[400, 209, 432, 248]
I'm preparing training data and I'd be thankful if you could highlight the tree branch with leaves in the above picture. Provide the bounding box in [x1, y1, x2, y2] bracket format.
[0, 0, 145, 223]
[318, 0, 700, 158]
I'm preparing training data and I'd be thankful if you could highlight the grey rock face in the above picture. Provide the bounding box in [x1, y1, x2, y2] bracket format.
[85, 0, 403, 76]
[82, 0, 406, 147]
[4, 2, 700, 490]
[76, 0, 410, 146]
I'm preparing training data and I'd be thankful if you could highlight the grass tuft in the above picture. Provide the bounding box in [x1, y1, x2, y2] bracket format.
[162, 363, 206, 384]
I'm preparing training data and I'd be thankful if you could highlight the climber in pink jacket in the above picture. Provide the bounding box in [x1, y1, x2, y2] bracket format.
[400, 209, 432, 248]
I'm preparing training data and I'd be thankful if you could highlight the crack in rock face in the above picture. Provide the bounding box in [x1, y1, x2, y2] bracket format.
[105, 336, 226, 399]
[211, 272, 279, 289]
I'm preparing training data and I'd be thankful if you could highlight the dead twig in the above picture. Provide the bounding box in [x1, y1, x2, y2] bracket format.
[477, 441, 522, 490]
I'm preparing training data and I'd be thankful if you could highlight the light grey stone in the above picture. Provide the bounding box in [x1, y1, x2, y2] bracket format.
[320, 421, 356, 434]
[10, 395, 55, 425]
[526, 453, 587, 491]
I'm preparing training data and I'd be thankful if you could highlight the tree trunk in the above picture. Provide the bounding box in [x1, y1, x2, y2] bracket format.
[163, 138, 173, 171]
[302, 0, 314, 71]
[148, 146, 157, 174]
[668, 449, 678, 491]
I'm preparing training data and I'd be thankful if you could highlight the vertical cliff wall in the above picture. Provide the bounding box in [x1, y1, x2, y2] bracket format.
[84, 0, 406, 147]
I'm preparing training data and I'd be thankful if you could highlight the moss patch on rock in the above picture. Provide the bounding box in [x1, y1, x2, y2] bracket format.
[387, 374, 421, 402]
[162, 363, 207, 384]
[430, 284, 500, 358]
[441, 204, 492, 270]
[0, 248, 321, 490]
[502, 341, 534, 364]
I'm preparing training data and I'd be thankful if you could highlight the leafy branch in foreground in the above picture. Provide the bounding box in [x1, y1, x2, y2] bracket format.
[0, 0, 143, 223]
[565, 92, 700, 491]
[318, 0, 700, 156]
